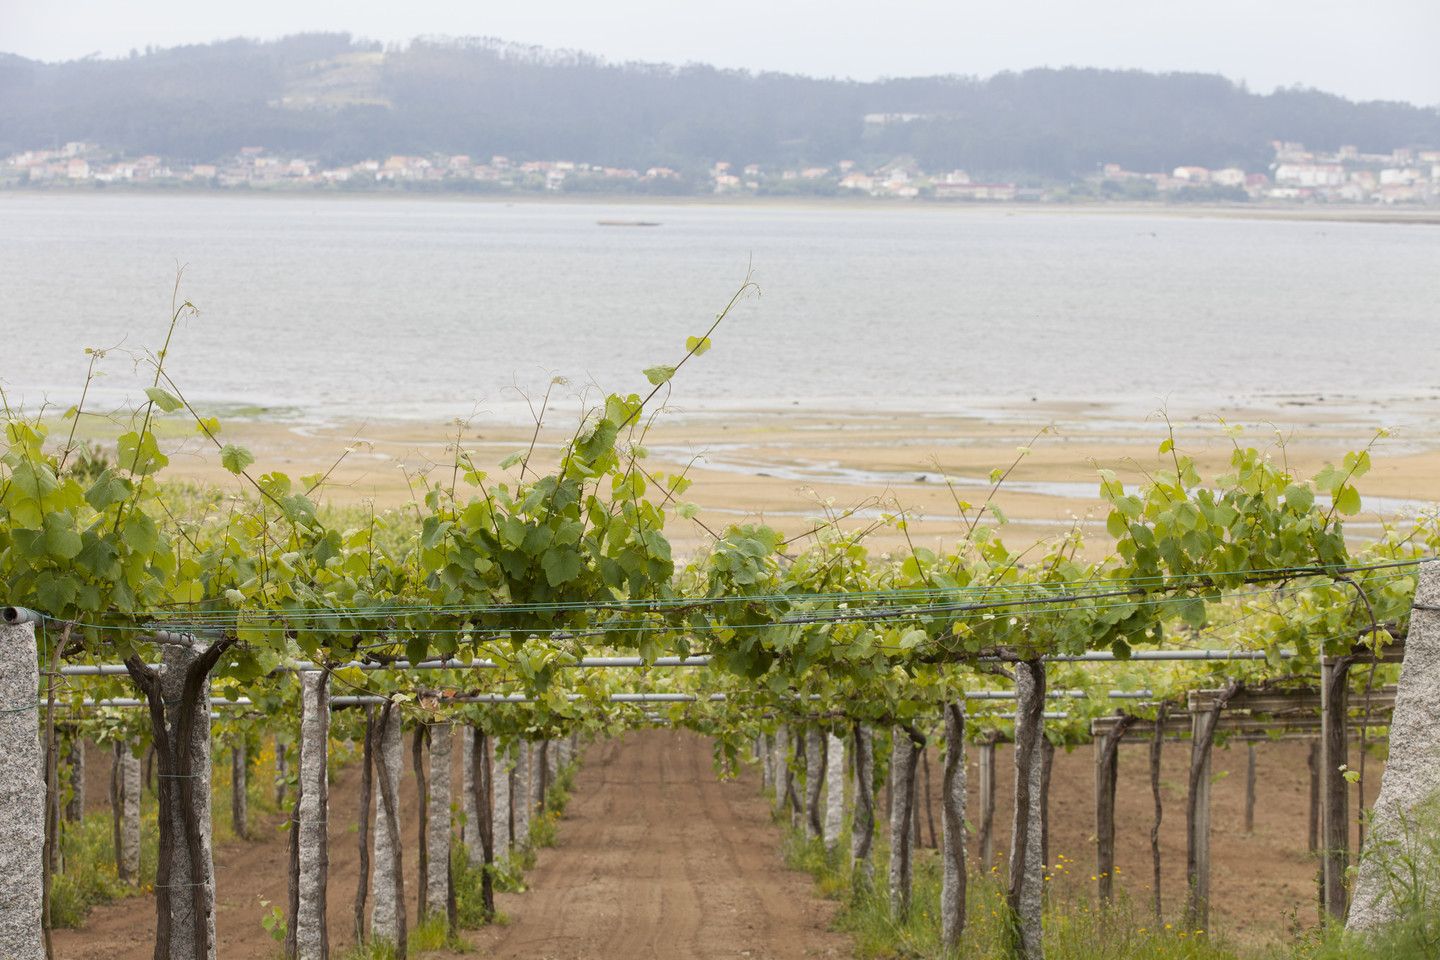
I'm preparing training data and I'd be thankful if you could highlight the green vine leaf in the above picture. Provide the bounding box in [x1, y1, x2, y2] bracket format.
[219, 444, 255, 475]
[143, 387, 184, 413]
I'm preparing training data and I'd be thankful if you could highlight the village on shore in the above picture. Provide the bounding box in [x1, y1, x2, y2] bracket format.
[5, 136, 1437, 205]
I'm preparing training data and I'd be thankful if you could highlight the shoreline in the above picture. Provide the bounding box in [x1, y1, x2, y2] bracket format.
[5, 187, 1439, 226]
[60, 399, 1440, 560]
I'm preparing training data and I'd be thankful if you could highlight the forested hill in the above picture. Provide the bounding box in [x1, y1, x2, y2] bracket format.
[2, 33, 1437, 178]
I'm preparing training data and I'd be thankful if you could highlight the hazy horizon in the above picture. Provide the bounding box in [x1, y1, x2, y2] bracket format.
[5, 0, 1439, 108]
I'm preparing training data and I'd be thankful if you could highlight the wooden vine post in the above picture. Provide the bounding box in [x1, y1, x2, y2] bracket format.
[805, 725, 825, 841]
[1149, 701, 1170, 919]
[1186, 680, 1241, 934]
[1094, 711, 1136, 904]
[1244, 744, 1256, 835]
[469, 726, 496, 921]
[1307, 740, 1320, 854]
[1319, 654, 1352, 921]
[125, 634, 236, 960]
[1040, 736, 1054, 874]
[353, 708, 374, 946]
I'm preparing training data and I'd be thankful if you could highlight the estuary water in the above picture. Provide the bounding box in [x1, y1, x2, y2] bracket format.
[1, 193, 1437, 424]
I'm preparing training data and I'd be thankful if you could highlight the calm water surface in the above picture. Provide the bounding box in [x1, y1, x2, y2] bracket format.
[1, 194, 1437, 422]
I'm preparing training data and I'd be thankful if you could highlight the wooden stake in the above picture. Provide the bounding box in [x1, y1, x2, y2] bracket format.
[1095, 711, 1136, 903]
[1151, 702, 1169, 920]
[1244, 744, 1256, 836]
[1320, 657, 1353, 920]
[1307, 740, 1320, 854]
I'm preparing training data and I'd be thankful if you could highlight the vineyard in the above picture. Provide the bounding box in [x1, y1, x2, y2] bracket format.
[3, 285, 1440, 960]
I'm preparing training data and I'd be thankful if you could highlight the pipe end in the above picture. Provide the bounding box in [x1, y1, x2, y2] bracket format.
[1, 607, 42, 625]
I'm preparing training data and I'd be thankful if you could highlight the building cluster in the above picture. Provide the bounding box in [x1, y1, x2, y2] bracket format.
[711, 159, 1032, 200]
[0, 144, 681, 190]
[4, 139, 1437, 204]
[1093, 141, 1440, 204]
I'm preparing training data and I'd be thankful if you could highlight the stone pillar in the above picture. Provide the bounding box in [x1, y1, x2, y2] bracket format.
[461, 727, 480, 862]
[0, 620, 44, 960]
[1351, 561, 1440, 930]
[513, 742, 531, 847]
[824, 731, 844, 850]
[426, 723, 452, 913]
[369, 710, 404, 944]
[762, 733, 775, 791]
[120, 742, 142, 883]
[293, 671, 330, 960]
[774, 725, 790, 816]
[888, 727, 919, 920]
[532, 740, 550, 813]
[493, 743, 511, 862]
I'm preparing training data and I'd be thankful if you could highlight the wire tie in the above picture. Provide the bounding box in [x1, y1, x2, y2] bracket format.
[157, 773, 206, 778]
[0, 703, 38, 712]
[153, 880, 212, 888]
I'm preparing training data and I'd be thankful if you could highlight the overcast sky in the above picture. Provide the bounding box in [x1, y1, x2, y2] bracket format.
[5, 0, 1439, 106]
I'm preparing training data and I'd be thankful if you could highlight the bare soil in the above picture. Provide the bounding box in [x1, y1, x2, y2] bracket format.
[56, 728, 1376, 957]
[462, 730, 849, 960]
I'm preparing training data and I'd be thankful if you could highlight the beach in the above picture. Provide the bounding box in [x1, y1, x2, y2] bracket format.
[94, 393, 1440, 559]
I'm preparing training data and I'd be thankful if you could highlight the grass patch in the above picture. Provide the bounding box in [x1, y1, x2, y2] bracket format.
[50, 810, 153, 928]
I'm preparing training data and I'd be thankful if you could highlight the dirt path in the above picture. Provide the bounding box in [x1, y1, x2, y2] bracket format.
[465, 730, 848, 960]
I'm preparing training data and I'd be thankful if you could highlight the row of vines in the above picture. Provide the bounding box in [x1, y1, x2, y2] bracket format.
[1, 283, 1432, 959]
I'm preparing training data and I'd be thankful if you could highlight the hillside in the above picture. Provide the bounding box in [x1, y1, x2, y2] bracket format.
[2, 33, 1438, 178]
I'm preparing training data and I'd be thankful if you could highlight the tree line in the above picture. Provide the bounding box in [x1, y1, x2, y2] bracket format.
[2, 33, 1438, 179]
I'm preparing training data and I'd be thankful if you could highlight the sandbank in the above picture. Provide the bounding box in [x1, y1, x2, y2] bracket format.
[70, 394, 1440, 560]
